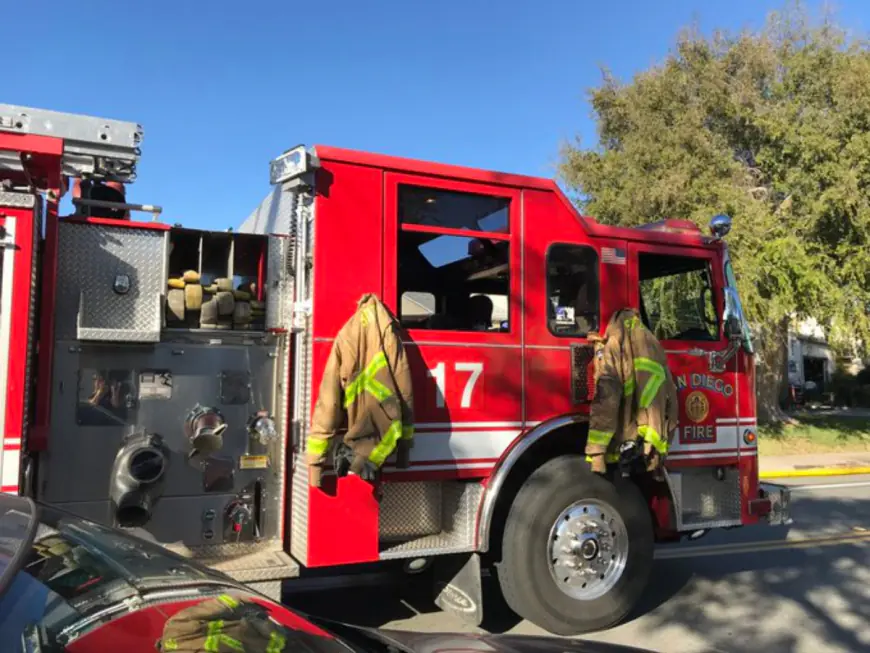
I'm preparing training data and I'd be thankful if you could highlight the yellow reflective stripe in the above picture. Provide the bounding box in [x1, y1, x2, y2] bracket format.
[344, 352, 392, 407]
[217, 593, 239, 609]
[586, 453, 619, 464]
[164, 639, 179, 652]
[220, 636, 245, 652]
[639, 425, 668, 454]
[364, 377, 393, 402]
[588, 429, 613, 446]
[267, 631, 288, 653]
[368, 420, 403, 467]
[634, 357, 665, 409]
[623, 376, 636, 397]
[306, 437, 330, 456]
[204, 620, 224, 652]
[203, 618, 246, 653]
[401, 425, 414, 441]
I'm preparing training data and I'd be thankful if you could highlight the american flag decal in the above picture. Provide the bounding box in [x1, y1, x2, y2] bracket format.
[601, 247, 626, 265]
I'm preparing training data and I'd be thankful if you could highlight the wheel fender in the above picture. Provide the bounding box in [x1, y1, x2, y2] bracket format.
[476, 414, 587, 553]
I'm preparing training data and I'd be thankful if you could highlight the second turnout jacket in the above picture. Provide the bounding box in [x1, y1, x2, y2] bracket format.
[306, 294, 414, 487]
[586, 308, 679, 467]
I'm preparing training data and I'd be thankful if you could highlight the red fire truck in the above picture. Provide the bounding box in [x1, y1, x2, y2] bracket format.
[0, 103, 790, 636]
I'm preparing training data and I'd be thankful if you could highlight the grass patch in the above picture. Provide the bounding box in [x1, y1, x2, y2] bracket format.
[758, 414, 870, 455]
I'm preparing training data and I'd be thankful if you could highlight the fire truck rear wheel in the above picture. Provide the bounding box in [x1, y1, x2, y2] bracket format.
[497, 454, 654, 636]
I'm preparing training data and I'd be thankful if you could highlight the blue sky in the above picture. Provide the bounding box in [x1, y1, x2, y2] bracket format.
[5, 1, 865, 230]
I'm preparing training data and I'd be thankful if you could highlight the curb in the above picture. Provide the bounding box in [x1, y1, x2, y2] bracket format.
[760, 466, 870, 479]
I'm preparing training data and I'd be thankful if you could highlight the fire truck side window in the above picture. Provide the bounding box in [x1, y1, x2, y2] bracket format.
[638, 253, 719, 342]
[397, 185, 510, 333]
[546, 244, 600, 337]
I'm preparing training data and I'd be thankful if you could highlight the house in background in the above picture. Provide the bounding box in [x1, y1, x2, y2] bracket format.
[788, 316, 865, 396]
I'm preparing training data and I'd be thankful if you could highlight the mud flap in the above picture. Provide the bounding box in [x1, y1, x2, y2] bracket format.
[433, 552, 483, 627]
[759, 482, 792, 526]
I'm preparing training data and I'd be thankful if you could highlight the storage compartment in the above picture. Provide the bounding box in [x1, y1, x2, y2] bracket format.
[55, 221, 166, 343]
[168, 228, 201, 279]
[668, 468, 743, 530]
[200, 232, 233, 286]
[165, 229, 270, 332]
[232, 233, 267, 330]
[378, 481, 483, 559]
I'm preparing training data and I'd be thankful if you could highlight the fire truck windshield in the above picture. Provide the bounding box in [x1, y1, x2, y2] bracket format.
[723, 255, 754, 354]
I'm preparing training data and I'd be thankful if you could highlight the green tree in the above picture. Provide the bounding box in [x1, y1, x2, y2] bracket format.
[559, 2, 870, 422]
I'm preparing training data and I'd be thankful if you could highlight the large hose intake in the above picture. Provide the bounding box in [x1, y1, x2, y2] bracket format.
[109, 431, 169, 528]
[184, 404, 228, 461]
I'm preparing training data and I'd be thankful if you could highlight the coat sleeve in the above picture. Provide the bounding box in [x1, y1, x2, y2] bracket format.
[306, 339, 345, 485]
[384, 322, 415, 467]
[586, 338, 623, 458]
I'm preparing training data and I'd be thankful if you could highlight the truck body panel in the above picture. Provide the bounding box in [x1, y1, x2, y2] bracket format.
[0, 106, 788, 622]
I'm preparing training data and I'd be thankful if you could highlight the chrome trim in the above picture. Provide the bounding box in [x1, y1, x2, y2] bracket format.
[476, 414, 587, 552]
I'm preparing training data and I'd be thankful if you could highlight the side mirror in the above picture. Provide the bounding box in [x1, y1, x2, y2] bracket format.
[725, 314, 742, 340]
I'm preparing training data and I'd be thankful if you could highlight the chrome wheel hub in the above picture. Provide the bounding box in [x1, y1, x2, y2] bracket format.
[547, 499, 629, 600]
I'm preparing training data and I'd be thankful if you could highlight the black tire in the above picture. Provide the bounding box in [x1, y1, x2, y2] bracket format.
[496, 454, 654, 636]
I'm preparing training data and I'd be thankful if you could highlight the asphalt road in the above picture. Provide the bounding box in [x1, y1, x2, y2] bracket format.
[285, 475, 870, 653]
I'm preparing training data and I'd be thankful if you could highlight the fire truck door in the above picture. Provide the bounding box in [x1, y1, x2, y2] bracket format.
[0, 210, 33, 495]
[627, 243, 740, 463]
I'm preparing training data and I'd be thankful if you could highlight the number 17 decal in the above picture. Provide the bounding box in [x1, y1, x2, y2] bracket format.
[427, 362, 483, 409]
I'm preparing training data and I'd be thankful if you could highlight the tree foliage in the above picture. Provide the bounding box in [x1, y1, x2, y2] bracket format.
[559, 2, 870, 420]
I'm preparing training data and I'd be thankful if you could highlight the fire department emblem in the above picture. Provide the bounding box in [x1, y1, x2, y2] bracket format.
[685, 391, 710, 423]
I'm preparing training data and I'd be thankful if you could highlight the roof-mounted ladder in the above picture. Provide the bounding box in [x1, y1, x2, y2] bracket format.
[0, 103, 143, 183]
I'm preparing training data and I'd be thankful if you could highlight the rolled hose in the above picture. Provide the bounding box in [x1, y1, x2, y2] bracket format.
[109, 431, 169, 528]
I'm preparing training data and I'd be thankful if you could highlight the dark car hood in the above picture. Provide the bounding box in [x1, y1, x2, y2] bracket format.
[374, 629, 656, 653]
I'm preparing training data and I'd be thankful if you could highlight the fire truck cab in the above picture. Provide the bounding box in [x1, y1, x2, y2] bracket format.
[0, 104, 790, 637]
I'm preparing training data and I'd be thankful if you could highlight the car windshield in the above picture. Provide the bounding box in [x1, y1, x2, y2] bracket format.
[0, 495, 360, 653]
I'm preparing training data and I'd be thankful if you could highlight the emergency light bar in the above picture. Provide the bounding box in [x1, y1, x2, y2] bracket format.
[269, 145, 314, 185]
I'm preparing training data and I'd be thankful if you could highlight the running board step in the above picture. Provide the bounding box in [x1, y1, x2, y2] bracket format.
[199, 550, 301, 583]
[166, 544, 301, 583]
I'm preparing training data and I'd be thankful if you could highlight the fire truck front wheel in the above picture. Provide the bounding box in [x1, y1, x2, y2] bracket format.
[496, 454, 654, 636]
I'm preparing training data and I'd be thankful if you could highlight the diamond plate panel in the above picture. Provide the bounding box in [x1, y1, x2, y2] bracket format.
[21, 202, 41, 459]
[165, 541, 299, 582]
[0, 191, 35, 208]
[266, 235, 290, 330]
[272, 336, 292, 546]
[289, 321, 312, 565]
[290, 456, 310, 564]
[290, 191, 315, 565]
[379, 482, 443, 541]
[571, 343, 594, 404]
[246, 581, 283, 602]
[379, 481, 483, 560]
[669, 468, 743, 530]
[56, 222, 165, 342]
